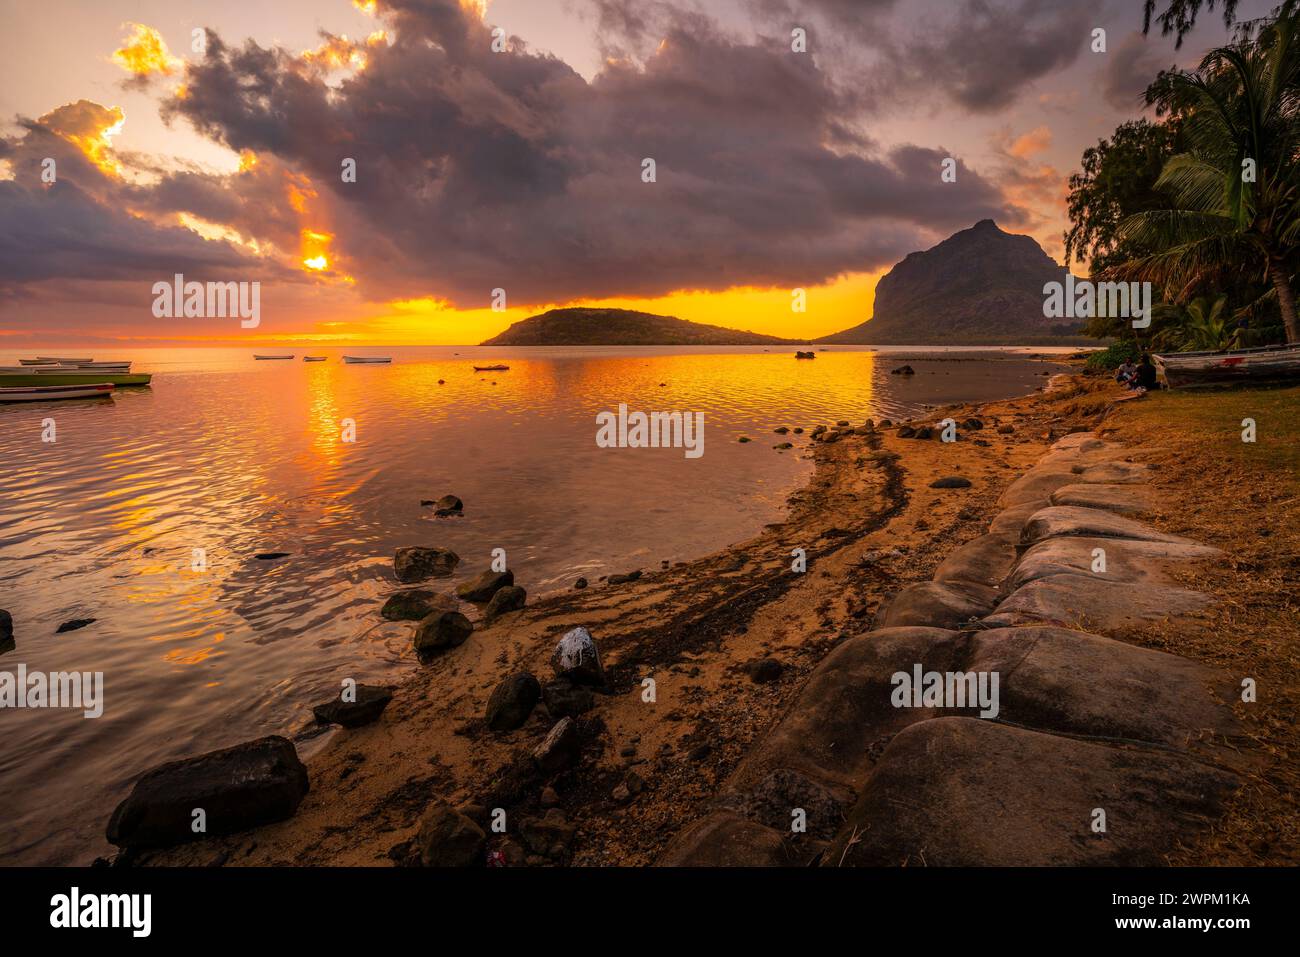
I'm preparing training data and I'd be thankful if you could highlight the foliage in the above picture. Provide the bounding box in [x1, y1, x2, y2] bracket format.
[1115, 3, 1300, 344]
[1143, 0, 1241, 49]
[1084, 340, 1142, 371]
[1063, 120, 1183, 273]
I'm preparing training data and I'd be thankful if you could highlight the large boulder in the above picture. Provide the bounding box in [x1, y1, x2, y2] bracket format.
[394, 547, 460, 583]
[456, 568, 514, 603]
[415, 802, 485, 867]
[0, 609, 12, 652]
[483, 585, 527, 622]
[967, 626, 1239, 750]
[983, 572, 1214, 631]
[550, 627, 604, 685]
[824, 718, 1238, 866]
[1020, 506, 1193, 547]
[312, 684, 394, 728]
[1048, 483, 1157, 514]
[413, 611, 473, 661]
[106, 736, 309, 849]
[932, 533, 1017, 589]
[381, 590, 457, 621]
[1007, 536, 1221, 591]
[875, 581, 997, 629]
[485, 672, 541, 732]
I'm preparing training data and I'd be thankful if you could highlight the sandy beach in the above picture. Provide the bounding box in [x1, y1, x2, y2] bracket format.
[112, 363, 1295, 868]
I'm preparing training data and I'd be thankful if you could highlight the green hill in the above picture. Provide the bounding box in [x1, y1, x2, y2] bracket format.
[480, 307, 798, 346]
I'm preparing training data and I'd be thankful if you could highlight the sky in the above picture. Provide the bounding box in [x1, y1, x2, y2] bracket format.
[0, 0, 1271, 346]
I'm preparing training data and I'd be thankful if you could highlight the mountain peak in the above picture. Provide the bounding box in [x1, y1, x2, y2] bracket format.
[818, 221, 1080, 345]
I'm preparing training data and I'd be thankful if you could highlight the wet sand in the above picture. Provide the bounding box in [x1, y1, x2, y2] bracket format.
[134, 361, 1105, 867]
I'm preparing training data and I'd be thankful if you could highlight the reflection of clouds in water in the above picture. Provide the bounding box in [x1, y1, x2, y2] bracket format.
[0, 346, 1063, 865]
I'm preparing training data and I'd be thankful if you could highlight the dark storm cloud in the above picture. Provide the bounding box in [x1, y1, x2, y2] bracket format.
[1101, 31, 1170, 111]
[152, 0, 1022, 305]
[884, 0, 1103, 113]
[0, 101, 272, 298]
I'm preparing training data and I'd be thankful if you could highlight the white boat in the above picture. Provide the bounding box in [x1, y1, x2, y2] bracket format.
[0, 365, 56, 373]
[1154, 343, 1300, 388]
[19, 359, 61, 366]
[254, 355, 294, 360]
[68, 361, 131, 370]
[343, 356, 392, 364]
[0, 382, 115, 403]
[34, 357, 92, 364]
[304, 356, 327, 362]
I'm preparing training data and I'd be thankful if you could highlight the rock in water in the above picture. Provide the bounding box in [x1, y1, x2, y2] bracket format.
[106, 736, 309, 849]
[608, 570, 642, 585]
[930, 476, 973, 489]
[483, 585, 527, 622]
[413, 611, 473, 661]
[550, 627, 604, 686]
[0, 610, 12, 652]
[573, 577, 588, 589]
[56, 618, 95, 634]
[542, 676, 595, 717]
[533, 718, 582, 774]
[428, 495, 463, 517]
[380, 590, 457, 621]
[394, 546, 460, 583]
[485, 672, 541, 732]
[312, 685, 394, 728]
[416, 803, 486, 867]
[456, 568, 514, 603]
[891, 365, 915, 375]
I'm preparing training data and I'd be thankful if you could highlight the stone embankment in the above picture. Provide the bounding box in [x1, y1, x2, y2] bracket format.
[661, 431, 1244, 866]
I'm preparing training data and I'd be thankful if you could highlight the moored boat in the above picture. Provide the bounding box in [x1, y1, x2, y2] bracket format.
[304, 356, 327, 362]
[472, 364, 510, 371]
[34, 357, 92, 364]
[0, 372, 151, 387]
[254, 355, 294, 360]
[0, 382, 115, 403]
[67, 361, 131, 370]
[343, 356, 392, 364]
[1153, 343, 1300, 388]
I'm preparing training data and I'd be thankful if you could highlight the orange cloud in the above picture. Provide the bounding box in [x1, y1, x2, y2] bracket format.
[111, 23, 181, 79]
[1008, 125, 1052, 158]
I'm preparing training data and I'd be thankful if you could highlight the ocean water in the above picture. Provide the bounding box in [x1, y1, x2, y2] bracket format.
[0, 344, 1070, 864]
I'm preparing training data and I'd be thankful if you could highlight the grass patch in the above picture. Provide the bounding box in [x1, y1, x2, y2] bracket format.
[1103, 382, 1300, 865]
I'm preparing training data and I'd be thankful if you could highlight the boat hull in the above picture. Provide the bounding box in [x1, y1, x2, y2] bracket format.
[0, 372, 152, 387]
[0, 382, 115, 402]
[1155, 345, 1300, 388]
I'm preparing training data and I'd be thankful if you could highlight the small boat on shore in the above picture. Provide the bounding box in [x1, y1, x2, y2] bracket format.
[304, 356, 327, 362]
[255, 355, 294, 360]
[1154, 343, 1300, 388]
[343, 356, 391, 364]
[0, 382, 115, 403]
[472, 364, 510, 371]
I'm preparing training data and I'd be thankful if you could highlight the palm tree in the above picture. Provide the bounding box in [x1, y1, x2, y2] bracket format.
[1116, 2, 1300, 344]
[1151, 294, 1242, 350]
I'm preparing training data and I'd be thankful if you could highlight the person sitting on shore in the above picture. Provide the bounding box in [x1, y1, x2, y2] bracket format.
[1131, 354, 1158, 393]
[1114, 359, 1137, 385]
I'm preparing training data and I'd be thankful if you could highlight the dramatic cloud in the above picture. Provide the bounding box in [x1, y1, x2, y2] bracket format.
[144, 0, 1022, 306]
[0, 101, 278, 300]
